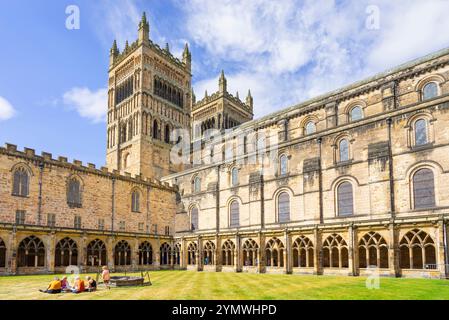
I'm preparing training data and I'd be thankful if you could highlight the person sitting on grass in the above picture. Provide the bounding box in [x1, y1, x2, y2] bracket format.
[85, 276, 97, 292]
[39, 277, 62, 294]
[101, 266, 110, 290]
[60, 276, 71, 292]
[71, 276, 85, 294]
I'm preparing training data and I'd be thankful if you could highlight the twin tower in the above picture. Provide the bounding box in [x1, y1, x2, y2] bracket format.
[105, 12, 254, 180]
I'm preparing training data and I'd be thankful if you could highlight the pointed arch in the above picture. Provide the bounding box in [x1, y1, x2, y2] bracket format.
[55, 237, 78, 267]
[242, 239, 259, 266]
[86, 239, 106, 266]
[292, 236, 314, 268]
[358, 232, 388, 268]
[17, 236, 45, 267]
[114, 240, 131, 266]
[222, 240, 235, 266]
[265, 238, 284, 268]
[399, 229, 436, 269]
[139, 241, 153, 265]
[322, 234, 348, 268]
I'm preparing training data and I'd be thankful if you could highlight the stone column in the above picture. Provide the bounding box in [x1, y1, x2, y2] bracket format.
[437, 220, 447, 277]
[348, 224, 355, 276]
[258, 232, 265, 273]
[234, 234, 240, 272]
[107, 236, 115, 272]
[388, 222, 400, 277]
[8, 230, 17, 275]
[78, 235, 86, 272]
[313, 227, 322, 275]
[46, 232, 56, 273]
[197, 236, 202, 271]
[132, 238, 139, 271]
[215, 234, 220, 272]
[284, 229, 291, 274]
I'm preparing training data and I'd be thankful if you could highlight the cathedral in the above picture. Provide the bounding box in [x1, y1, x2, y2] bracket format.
[1, 13, 449, 279]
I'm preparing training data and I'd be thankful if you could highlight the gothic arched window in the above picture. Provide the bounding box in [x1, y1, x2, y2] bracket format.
[131, 190, 140, 212]
[12, 167, 29, 197]
[190, 207, 199, 231]
[67, 178, 82, 208]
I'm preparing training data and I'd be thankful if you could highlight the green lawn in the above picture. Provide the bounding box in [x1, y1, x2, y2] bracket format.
[0, 270, 448, 300]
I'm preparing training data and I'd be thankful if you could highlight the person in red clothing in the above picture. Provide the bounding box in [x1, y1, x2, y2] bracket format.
[71, 276, 85, 294]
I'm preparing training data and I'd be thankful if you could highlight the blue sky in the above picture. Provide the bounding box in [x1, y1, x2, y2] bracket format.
[1, 0, 449, 167]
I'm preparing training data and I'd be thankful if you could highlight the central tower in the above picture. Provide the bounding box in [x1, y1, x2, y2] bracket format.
[106, 13, 192, 179]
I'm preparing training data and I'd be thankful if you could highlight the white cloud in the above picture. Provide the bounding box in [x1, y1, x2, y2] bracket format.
[0, 96, 16, 121]
[178, 0, 449, 118]
[63, 87, 108, 123]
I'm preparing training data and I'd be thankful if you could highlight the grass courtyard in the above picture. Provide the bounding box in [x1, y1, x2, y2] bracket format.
[0, 270, 448, 300]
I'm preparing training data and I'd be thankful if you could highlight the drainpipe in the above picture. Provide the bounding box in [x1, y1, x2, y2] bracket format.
[111, 178, 116, 233]
[317, 137, 324, 224]
[37, 162, 44, 225]
[387, 118, 396, 218]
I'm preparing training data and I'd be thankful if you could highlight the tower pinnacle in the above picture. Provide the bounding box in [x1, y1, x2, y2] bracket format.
[138, 11, 150, 43]
[219, 70, 227, 93]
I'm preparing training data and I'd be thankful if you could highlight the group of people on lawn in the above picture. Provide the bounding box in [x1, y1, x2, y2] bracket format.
[40, 266, 111, 294]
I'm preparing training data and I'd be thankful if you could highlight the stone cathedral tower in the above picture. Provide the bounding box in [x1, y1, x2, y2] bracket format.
[106, 12, 192, 179]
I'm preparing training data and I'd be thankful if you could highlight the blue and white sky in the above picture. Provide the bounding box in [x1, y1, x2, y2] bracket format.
[1, 0, 449, 167]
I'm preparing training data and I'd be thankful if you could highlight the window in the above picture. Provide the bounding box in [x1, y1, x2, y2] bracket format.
[160, 242, 172, 265]
[74, 215, 82, 229]
[17, 236, 45, 267]
[278, 192, 290, 223]
[86, 239, 106, 266]
[400, 229, 436, 269]
[350, 106, 363, 122]
[119, 221, 126, 231]
[164, 226, 170, 235]
[67, 178, 82, 208]
[114, 240, 131, 266]
[292, 236, 314, 268]
[222, 240, 235, 266]
[422, 82, 438, 100]
[187, 242, 198, 265]
[305, 121, 316, 135]
[322, 234, 348, 268]
[12, 167, 29, 197]
[414, 119, 428, 146]
[265, 238, 284, 268]
[164, 124, 170, 143]
[193, 176, 201, 193]
[0, 238, 6, 268]
[242, 239, 259, 266]
[279, 154, 288, 176]
[190, 207, 199, 231]
[413, 168, 435, 209]
[15, 210, 26, 225]
[337, 182, 353, 216]
[339, 139, 349, 162]
[203, 241, 215, 265]
[230, 200, 239, 227]
[131, 190, 140, 212]
[138, 222, 144, 231]
[153, 120, 159, 139]
[98, 219, 105, 230]
[358, 232, 388, 269]
[55, 237, 77, 267]
[139, 241, 153, 265]
[231, 167, 239, 186]
[47, 214, 56, 227]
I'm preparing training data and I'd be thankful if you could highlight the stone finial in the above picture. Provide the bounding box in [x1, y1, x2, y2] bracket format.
[110, 40, 119, 56]
[125, 40, 129, 51]
[205, 90, 208, 98]
[236, 91, 239, 99]
[182, 43, 191, 69]
[165, 43, 170, 53]
[138, 11, 150, 43]
[191, 89, 196, 104]
[246, 89, 253, 109]
[219, 70, 227, 93]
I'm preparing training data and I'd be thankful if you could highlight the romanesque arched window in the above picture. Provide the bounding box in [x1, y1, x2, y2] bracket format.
[358, 232, 389, 268]
[399, 229, 436, 269]
[265, 238, 284, 268]
[67, 177, 82, 208]
[190, 206, 199, 231]
[422, 82, 439, 100]
[114, 240, 131, 266]
[193, 176, 201, 193]
[279, 154, 288, 176]
[139, 241, 153, 265]
[413, 168, 435, 209]
[229, 200, 239, 228]
[222, 240, 235, 266]
[187, 242, 197, 265]
[414, 119, 428, 146]
[231, 167, 239, 187]
[0, 238, 5, 268]
[242, 239, 259, 266]
[322, 234, 348, 268]
[55, 237, 78, 267]
[339, 139, 349, 162]
[278, 192, 290, 223]
[160, 242, 172, 265]
[337, 181, 354, 216]
[203, 241, 215, 265]
[86, 239, 106, 266]
[12, 167, 29, 197]
[305, 121, 316, 135]
[350, 106, 363, 122]
[292, 236, 314, 268]
[131, 190, 140, 212]
[17, 236, 45, 268]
